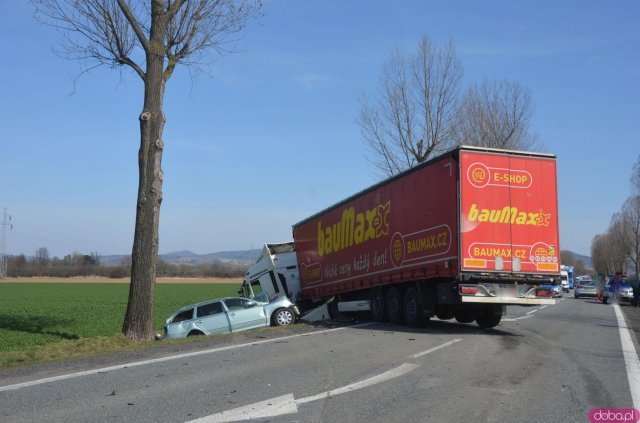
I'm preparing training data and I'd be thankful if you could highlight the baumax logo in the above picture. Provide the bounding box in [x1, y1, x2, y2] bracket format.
[317, 201, 390, 257]
[468, 204, 551, 227]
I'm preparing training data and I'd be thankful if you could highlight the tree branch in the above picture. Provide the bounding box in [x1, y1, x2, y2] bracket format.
[116, 0, 149, 51]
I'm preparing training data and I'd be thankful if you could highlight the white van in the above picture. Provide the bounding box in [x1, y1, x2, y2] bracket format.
[560, 270, 569, 292]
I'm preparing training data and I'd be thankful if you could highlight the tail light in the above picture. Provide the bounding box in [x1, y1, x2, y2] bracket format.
[460, 286, 479, 295]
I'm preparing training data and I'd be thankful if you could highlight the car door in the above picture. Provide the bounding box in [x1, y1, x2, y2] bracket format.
[195, 301, 231, 335]
[166, 307, 196, 339]
[223, 298, 267, 332]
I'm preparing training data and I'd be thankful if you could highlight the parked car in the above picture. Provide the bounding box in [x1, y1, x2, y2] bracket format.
[161, 296, 299, 340]
[574, 280, 596, 299]
[602, 282, 636, 306]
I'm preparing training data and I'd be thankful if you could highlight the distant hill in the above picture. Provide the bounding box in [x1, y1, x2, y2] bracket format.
[100, 248, 593, 271]
[572, 252, 592, 270]
[100, 249, 262, 266]
[561, 250, 592, 272]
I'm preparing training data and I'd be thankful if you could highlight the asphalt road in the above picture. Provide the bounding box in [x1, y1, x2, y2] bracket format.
[1, 295, 639, 423]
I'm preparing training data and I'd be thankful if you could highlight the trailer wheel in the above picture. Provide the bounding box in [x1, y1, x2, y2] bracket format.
[386, 287, 403, 324]
[475, 306, 502, 329]
[370, 288, 385, 322]
[272, 308, 295, 326]
[436, 309, 455, 320]
[454, 310, 475, 324]
[403, 287, 421, 327]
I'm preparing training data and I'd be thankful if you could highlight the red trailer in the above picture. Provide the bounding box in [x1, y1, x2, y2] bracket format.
[241, 146, 559, 328]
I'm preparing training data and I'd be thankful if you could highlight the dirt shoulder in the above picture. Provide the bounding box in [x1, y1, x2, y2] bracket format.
[1, 277, 240, 284]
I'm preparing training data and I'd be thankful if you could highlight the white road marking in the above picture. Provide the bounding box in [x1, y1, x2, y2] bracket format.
[187, 364, 419, 423]
[613, 304, 640, 410]
[504, 300, 556, 322]
[295, 363, 420, 405]
[186, 394, 298, 423]
[0, 323, 375, 393]
[187, 338, 462, 422]
[502, 315, 533, 322]
[409, 339, 462, 359]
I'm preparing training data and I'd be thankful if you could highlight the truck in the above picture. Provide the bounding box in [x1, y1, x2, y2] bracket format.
[561, 265, 575, 290]
[239, 146, 560, 329]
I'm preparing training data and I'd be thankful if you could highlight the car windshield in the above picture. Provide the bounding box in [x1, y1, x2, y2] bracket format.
[253, 291, 269, 303]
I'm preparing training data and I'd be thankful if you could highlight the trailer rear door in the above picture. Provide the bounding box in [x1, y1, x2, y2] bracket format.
[459, 149, 559, 275]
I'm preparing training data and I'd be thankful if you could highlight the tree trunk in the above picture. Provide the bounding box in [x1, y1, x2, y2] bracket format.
[122, 9, 167, 341]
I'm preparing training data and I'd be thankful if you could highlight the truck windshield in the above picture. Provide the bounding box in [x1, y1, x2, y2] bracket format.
[248, 280, 269, 302]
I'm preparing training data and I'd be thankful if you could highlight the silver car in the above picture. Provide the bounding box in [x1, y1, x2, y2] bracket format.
[162, 296, 299, 340]
[602, 283, 635, 305]
[574, 280, 596, 298]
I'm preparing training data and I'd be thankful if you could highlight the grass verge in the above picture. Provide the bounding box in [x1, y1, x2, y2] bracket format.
[0, 281, 239, 369]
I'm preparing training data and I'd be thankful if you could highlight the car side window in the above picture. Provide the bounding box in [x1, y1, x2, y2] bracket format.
[197, 302, 223, 318]
[171, 308, 194, 323]
[224, 298, 246, 311]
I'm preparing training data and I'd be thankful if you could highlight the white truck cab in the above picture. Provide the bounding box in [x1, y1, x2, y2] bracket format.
[239, 243, 302, 303]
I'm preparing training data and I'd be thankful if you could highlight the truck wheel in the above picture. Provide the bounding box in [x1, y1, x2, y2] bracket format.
[476, 313, 501, 329]
[403, 287, 421, 327]
[454, 310, 475, 324]
[272, 308, 295, 326]
[436, 309, 455, 320]
[370, 288, 385, 322]
[386, 287, 403, 324]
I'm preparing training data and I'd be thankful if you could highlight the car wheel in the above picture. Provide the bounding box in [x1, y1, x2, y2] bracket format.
[602, 297, 608, 304]
[272, 308, 295, 326]
[187, 330, 204, 337]
[574, 294, 579, 299]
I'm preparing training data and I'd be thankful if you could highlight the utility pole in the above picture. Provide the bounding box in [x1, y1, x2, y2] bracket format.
[0, 208, 12, 279]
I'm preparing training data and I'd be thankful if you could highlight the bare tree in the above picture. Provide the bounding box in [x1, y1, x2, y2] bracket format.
[34, 247, 50, 266]
[357, 36, 463, 177]
[573, 259, 588, 276]
[631, 155, 640, 196]
[560, 250, 575, 267]
[32, 0, 261, 341]
[621, 195, 640, 276]
[607, 212, 631, 274]
[453, 79, 539, 151]
[591, 233, 616, 277]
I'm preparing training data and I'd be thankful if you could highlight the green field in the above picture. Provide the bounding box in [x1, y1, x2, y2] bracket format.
[0, 282, 238, 368]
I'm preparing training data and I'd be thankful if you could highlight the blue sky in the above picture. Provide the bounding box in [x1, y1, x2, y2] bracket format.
[0, 0, 638, 258]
